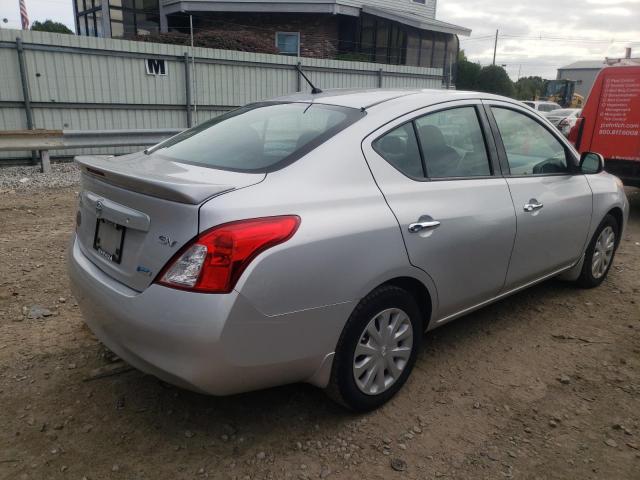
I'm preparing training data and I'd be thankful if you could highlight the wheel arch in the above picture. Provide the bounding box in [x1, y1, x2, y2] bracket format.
[607, 207, 624, 245]
[376, 276, 433, 331]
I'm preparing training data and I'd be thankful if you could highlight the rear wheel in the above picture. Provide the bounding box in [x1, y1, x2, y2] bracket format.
[326, 285, 423, 412]
[576, 214, 619, 288]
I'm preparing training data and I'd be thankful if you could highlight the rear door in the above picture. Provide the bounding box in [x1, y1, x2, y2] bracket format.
[484, 101, 593, 288]
[362, 100, 517, 321]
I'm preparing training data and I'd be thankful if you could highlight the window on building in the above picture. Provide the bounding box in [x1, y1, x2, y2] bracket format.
[276, 32, 300, 56]
[360, 15, 376, 60]
[413, 0, 427, 4]
[406, 32, 420, 66]
[388, 24, 407, 65]
[444, 35, 458, 84]
[419, 31, 434, 67]
[75, 0, 103, 37]
[432, 34, 446, 70]
[108, 0, 159, 38]
[354, 14, 457, 71]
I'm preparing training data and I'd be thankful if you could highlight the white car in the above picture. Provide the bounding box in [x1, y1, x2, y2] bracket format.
[544, 108, 582, 137]
[522, 100, 562, 113]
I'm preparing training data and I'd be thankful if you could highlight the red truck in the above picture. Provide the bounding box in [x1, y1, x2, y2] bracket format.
[569, 64, 640, 187]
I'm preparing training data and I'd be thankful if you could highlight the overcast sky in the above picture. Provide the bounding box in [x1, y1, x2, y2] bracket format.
[2, 0, 639, 80]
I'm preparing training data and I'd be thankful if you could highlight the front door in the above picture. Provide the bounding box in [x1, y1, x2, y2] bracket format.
[485, 102, 593, 288]
[363, 102, 517, 321]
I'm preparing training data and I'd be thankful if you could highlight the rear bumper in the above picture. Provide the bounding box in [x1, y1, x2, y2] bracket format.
[68, 235, 347, 395]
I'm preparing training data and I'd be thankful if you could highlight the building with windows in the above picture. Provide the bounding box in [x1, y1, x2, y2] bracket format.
[74, 1, 470, 73]
[556, 60, 605, 99]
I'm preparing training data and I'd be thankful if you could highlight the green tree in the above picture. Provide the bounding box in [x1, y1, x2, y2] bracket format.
[31, 20, 73, 34]
[456, 50, 481, 91]
[514, 76, 545, 100]
[476, 65, 515, 97]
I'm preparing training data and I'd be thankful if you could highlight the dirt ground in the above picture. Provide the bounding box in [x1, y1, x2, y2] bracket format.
[1, 185, 639, 480]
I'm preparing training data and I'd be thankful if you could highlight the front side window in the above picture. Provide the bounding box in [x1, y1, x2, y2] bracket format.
[415, 107, 491, 178]
[276, 32, 300, 55]
[492, 107, 570, 175]
[154, 103, 363, 172]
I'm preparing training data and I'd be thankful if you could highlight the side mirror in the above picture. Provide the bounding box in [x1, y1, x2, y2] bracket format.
[579, 152, 605, 174]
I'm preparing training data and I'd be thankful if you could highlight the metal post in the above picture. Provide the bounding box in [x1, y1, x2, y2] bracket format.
[39, 150, 51, 174]
[378, 68, 383, 88]
[296, 62, 302, 92]
[184, 52, 193, 128]
[15, 37, 38, 166]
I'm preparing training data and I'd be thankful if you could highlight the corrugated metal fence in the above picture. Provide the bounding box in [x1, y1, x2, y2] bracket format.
[0, 28, 444, 161]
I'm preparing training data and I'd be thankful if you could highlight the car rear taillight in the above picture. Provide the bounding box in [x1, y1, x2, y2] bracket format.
[157, 216, 300, 293]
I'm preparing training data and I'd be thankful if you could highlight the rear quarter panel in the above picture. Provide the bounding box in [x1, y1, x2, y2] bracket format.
[198, 119, 438, 318]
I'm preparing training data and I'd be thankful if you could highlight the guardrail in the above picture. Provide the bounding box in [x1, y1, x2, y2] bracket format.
[0, 128, 183, 172]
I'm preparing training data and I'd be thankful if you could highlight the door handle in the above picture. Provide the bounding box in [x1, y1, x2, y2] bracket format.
[523, 201, 544, 212]
[408, 220, 441, 233]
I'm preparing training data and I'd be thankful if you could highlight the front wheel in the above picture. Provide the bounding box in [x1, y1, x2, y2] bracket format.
[576, 214, 619, 288]
[326, 285, 423, 412]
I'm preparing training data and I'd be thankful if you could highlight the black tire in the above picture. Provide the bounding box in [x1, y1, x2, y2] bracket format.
[576, 214, 620, 289]
[326, 285, 423, 412]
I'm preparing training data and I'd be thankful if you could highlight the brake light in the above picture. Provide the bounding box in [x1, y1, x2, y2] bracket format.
[157, 216, 300, 293]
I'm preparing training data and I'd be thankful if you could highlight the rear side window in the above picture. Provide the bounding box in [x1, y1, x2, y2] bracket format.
[153, 103, 364, 172]
[492, 107, 569, 175]
[415, 107, 491, 178]
[372, 123, 424, 178]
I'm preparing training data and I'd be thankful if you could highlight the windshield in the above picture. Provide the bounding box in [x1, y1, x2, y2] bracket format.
[538, 103, 560, 112]
[152, 102, 364, 172]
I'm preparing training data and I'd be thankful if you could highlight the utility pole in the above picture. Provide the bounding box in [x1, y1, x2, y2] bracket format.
[492, 29, 498, 65]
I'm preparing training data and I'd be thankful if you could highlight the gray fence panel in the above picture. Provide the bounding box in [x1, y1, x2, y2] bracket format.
[0, 28, 444, 161]
[0, 48, 23, 102]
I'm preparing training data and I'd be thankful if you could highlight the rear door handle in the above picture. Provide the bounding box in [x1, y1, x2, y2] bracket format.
[408, 220, 441, 233]
[523, 200, 544, 212]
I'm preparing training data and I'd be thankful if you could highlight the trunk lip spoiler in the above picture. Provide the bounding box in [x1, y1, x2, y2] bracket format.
[74, 155, 250, 205]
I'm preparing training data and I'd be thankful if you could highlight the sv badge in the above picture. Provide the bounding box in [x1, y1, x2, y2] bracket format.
[158, 235, 178, 248]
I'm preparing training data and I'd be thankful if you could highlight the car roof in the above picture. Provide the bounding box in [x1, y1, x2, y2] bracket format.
[271, 88, 509, 110]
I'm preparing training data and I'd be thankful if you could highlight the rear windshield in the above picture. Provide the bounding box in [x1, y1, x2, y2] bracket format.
[152, 102, 364, 172]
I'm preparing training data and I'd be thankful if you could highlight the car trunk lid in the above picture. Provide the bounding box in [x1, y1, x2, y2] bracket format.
[74, 153, 265, 291]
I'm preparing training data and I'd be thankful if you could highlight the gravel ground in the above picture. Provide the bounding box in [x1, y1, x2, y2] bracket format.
[0, 163, 80, 193]
[0, 185, 639, 480]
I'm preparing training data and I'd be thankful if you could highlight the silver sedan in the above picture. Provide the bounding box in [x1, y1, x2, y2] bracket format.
[68, 89, 629, 411]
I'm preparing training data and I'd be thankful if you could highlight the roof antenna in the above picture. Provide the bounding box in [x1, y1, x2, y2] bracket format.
[296, 64, 323, 94]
